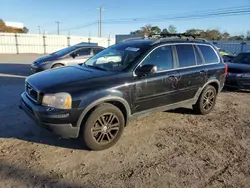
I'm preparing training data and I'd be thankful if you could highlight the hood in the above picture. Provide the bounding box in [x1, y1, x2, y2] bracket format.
[34, 54, 60, 63]
[26, 65, 116, 93]
[227, 62, 250, 73]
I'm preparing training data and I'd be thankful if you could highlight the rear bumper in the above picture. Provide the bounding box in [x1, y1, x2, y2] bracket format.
[20, 92, 80, 138]
[225, 73, 250, 89]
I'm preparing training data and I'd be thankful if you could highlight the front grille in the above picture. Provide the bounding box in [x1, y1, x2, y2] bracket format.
[25, 82, 38, 102]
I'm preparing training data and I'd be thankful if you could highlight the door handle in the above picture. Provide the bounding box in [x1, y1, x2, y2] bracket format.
[200, 70, 206, 76]
[168, 75, 176, 81]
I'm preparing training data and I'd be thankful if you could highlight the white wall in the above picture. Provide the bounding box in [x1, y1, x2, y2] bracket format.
[0, 32, 115, 54]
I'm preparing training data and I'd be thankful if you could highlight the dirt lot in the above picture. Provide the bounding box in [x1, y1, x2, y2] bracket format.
[0, 55, 250, 188]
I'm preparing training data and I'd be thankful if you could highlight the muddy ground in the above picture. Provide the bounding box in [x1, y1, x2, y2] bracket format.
[0, 56, 250, 188]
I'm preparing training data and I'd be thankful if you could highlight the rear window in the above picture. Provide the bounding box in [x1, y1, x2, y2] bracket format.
[198, 45, 219, 64]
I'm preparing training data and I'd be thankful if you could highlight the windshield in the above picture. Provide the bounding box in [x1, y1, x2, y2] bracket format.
[83, 42, 147, 71]
[52, 46, 77, 56]
[232, 53, 250, 64]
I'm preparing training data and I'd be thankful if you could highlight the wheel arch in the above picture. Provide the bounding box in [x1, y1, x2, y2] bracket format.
[51, 62, 65, 68]
[193, 80, 220, 104]
[76, 96, 131, 129]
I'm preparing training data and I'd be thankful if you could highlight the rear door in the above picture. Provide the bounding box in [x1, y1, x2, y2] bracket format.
[173, 44, 207, 101]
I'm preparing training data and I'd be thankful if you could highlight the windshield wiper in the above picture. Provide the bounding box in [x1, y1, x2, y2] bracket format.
[84, 64, 107, 71]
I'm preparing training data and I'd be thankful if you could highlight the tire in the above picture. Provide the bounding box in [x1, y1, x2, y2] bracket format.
[52, 64, 63, 69]
[193, 85, 217, 115]
[82, 103, 125, 151]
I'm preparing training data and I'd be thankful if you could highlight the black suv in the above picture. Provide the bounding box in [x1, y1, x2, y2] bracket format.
[20, 34, 227, 150]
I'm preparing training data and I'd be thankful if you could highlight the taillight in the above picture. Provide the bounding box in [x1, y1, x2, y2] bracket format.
[224, 63, 228, 74]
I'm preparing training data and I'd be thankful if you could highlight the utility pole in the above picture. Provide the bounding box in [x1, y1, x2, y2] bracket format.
[55, 21, 61, 35]
[37, 25, 41, 34]
[97, 7, 104, 37]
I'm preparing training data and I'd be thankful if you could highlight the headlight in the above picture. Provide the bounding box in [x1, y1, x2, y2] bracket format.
[39, 61, 49, 65]
[42, 92, 72, 109]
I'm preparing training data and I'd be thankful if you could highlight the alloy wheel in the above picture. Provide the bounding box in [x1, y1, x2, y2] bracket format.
[91, 113, 120, 145]
[202, 89, 215, 111]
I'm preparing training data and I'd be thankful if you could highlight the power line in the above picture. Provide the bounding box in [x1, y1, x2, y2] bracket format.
[104, 5, 250, 23]
[102, 7, 250, 24]
[59, 21, 98, 32]
[54, 5, 250, 33]
[39, 0, 119, 33]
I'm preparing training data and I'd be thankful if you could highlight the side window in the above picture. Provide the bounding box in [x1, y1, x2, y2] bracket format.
[75, 48, 91, 56]
[93, 48, 103, 55]
[198, 45, 219, 64]
[175, 44, 196, 67]
[141, 46, 173, 71]
[194, 46, 203, 65]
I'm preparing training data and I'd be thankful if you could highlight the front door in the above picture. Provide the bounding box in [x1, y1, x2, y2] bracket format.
[133, 45, 181, 113]
[68, 47, 92, 65]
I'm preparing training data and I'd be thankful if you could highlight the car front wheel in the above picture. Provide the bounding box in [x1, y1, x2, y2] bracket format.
[82, 103, 125, 151]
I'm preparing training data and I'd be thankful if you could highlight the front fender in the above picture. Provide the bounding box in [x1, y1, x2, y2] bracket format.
[76, 92, 131, 128]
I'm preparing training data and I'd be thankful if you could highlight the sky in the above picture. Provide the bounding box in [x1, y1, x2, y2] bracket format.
[1, 0, 250, 38]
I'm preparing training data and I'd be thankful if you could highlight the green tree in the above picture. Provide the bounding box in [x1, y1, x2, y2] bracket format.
[200, 29, 222, 40]
[221, 32, 230, 40]
[161, 28, 169, 34]
[168, 25, 177, 34]
[229, 35, 245, 40]
[185, 29, 204, 35]
[151, 26, 161, 35]
[130, 24, 161, 35]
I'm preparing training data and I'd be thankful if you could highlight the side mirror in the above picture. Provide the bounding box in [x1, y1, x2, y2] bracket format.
[70, 52, 77, 58]
[135, 64, 157, 77]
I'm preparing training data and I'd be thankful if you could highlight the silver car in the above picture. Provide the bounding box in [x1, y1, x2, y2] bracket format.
[31, 44, 105, 73]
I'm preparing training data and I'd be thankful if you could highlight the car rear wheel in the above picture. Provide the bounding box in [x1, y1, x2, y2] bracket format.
[82, 103, 125, 151]
[193, 85, 217, 115]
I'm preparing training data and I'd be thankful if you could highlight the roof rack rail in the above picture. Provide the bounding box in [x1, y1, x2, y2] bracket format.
[149, 33, 207, 45]
[148, 33, 201, 39]
[120, 36, 146, 42]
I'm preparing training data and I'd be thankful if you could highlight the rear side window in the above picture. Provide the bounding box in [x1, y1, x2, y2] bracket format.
[198, 45, 219, 64]
[176, 44, 196, 67]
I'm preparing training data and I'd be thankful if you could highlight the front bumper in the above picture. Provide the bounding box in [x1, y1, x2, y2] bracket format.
[225, 73, 250, 89]
[19, 92, 80, 138]
[31, 63, 51, 73]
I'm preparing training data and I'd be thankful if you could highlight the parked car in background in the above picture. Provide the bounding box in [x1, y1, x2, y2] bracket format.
[20, 35, 227, 150]
[31, 44, 105, 73]
[216, 47, 236, 62]
[225, 51, 250, 90]
[222, 54, 236, 62]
